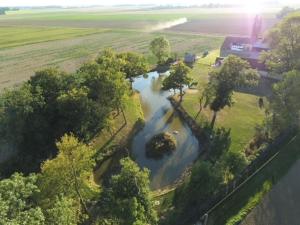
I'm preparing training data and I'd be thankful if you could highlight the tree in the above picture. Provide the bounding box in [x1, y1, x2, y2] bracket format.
[188, 161, 223, 203]
[0, 83, 44, 150]
[206, 55, 259, 128]
[150, 37, 171, 65]
[219, 151, 248, 183]
[117, 52, 149, 89]
[38, 134, 99, 217]
[99, 157, 157, 225]
[276, 6, 296, 19]
[162, 62, 192, 102]
[261, 13, 300, 74]
[96, 49, 149, 89]
[79, 62, 129, 124]
[0, 7, 9, 15]
[46, 195, 79, 225]
[194, 86, 213, 120]
[267, 70, 300, 136]
[209, 127, 231, 162]
[56, 87, 109, 140]
[0, 173, 45, 225]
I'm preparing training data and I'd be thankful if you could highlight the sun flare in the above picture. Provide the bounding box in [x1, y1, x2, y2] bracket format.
[242, 2, 263, 14]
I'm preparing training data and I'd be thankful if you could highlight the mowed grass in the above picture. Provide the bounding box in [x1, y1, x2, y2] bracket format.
[0, 26, 105, 49]
[181, 50, 265, 153]
[207, 133, 300, 225]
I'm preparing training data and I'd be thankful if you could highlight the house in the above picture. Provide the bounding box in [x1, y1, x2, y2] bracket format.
[184, 53, 197, 64]
[219, 15, 271, 73]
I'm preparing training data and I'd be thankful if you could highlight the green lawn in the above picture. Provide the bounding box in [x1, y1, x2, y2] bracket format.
[181, 50, 265, 153]
[0, 26, 105, 49]
[207, 132, 300, 225]
[92, 93, 144, 184]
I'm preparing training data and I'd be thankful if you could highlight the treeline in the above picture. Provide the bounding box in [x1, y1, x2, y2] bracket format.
[0, 7, 9, 15]
[0, 7, 18, 15]
[0, 49, 148, 175]
[0, 48, 157, 225]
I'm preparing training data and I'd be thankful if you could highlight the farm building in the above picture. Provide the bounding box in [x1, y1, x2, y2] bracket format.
[219, 15, 271, 73]
[184, 53, 197, 64]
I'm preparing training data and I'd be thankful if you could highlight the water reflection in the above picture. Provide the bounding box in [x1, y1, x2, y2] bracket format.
[131, 72, 201, 190]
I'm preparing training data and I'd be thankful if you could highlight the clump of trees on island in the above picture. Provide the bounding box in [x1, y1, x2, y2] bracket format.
[146, 132, 177, 158]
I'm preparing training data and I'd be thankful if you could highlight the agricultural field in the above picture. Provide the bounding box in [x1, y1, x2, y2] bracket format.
[0, 28, 222, 89]
[0, 8, 278, 34]
[0, 7, 279, 89]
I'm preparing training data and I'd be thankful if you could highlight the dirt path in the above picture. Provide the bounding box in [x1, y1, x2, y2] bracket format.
[241, 158, 300, 225]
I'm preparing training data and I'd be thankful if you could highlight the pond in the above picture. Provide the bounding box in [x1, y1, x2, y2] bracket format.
[131, 71, 201, 190]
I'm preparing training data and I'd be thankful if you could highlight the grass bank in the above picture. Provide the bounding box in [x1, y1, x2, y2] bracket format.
[181, 50, 265, 153]
[207, 132, 300, 225]
[92, 92, 144, 183]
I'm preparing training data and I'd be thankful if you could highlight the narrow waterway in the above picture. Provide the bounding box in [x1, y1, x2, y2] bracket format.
[131, 71, 201, 190]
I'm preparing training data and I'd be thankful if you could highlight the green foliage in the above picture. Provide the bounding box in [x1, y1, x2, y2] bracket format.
[268, 70, 300, 136]
[0, 173, 45, 225]
[150, 36, 171, 64]
[206, 55, 259, 127]
[146, 132, 177, 158]
[225, 181, 271, 225]
[162, 62, 192, 101]
[1, 48, 145, 174]
[117, 52, 149, 82]
[38, 134, 98, 205]
[0, 83, 44, 151]
[219, 151, 248, 183]
[209, 127, 231, 161]
[46, 195, 79, 225]
[276, 6, 297, 19]
[262, 13, 300, 73]
[188, 161, 223, 203]
[99, 157, 157, 225]
[0, 7, 9, 15]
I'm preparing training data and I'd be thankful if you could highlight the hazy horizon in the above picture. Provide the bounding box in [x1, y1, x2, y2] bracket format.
[1, 0, 299, 7]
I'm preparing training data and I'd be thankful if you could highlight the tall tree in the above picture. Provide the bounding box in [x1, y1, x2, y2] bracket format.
[188, 161, 223, 203]
[79, 62, 129, 124]
[56, 87, 109, 140]
[267, 70, 300, 136]
[38, 134, 99, 217]
[46, 195, 79, 225]
[150, 36, 171, 65]
[0, 173, 45, 225]
[207, 55, 259, 128]
[261, 13, 300, 74]
[99, 157, 157, 225]
[162, 62, 192, 102]
[117, 52, 149, 89]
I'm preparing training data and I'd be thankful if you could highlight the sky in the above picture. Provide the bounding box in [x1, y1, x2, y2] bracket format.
[0, 0, 299, 7]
